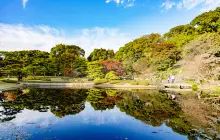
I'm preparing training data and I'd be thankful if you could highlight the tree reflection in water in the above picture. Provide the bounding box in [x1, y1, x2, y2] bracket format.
[0, 88, 88, 118]
[86, 89, 121, 111]
[0, 88, 219, 139]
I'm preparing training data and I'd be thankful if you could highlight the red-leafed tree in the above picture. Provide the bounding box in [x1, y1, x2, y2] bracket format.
[150, 42, 181, 71]
[100, 60, 125, 76]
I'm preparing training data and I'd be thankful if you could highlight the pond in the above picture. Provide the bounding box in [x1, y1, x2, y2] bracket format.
[0, 88, 219, 140]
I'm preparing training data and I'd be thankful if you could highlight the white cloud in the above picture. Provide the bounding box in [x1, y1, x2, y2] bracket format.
[202, 0, 220, 12]
[176, 2, 183, 10]
[0, 23, 131, 57]
[181, 0, 204, 10]
[10, 109, 55, 126]
[161, 0, 220, 11]
[22, 0, 28, 8]
[106, 0, 136, 7]
[161, 0, 176, 10]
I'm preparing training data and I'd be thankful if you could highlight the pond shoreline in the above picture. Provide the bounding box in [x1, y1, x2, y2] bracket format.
[0, 82, 218, 92]
[0, 82, 192, 91]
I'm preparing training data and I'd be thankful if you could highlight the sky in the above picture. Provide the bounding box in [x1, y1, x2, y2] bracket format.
[0, 0, 220, 56]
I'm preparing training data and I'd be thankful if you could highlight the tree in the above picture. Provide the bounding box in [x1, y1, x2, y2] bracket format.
[0, 45, 86, 77]
[0, 50, 50, 76]
[191, 7, 220, 33]
[73, 58, 88, 77]
[86, 61, 104, 80]
[50, 44, 85, 76]
[86, 89, 116, 111]
[87, 48, 115, 62]
[150, 42, 181, 71]
[100, 59, 125, 76]
[115, 33, 163, 61]
[164, 25, 196, 39]
[123, 57, 136, 75]
[132, 57, 150, 74]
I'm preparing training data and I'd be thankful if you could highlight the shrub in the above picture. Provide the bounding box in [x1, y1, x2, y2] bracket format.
[192, 84, 199, 91]
[105, 71, 119, 80]
[94, 78, 108, 85]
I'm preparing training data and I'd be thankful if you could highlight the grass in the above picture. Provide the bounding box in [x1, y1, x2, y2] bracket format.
[23, 76, 51, 81]
[130, 81, 139, 85]
[184, 79, 196, 85]
[138, 80, 150, 86]
[21, 76, 89, 83]
[129, 80, 150, 86]
[1, 79, 18, 83]
[0, 81, 18, 89]
[22, 80, 68, 83]
[108, 80, 121, 84]
[0, 78, 18, 83]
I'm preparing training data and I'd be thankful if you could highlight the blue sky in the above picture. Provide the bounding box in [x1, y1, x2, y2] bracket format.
[0, 0, 220, 56]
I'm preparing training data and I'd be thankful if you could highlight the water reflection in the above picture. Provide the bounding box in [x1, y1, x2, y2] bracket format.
[0, 88, 219, 140]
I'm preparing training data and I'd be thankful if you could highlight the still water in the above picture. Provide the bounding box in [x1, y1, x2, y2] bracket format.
[0, 88, 219, 140]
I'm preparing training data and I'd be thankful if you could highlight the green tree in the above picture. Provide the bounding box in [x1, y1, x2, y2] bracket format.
[73, 58, 88, 77]
[87, 48, 115, 62]
[191, 7, 220, 33]
[86, 61, 104, 80]
[50, 44, 85, 76]
[150, 42, 181, 71]
[115, 33, 163, 61]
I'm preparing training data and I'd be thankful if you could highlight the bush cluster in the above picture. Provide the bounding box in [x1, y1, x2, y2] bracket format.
[94, 78, 108, 85]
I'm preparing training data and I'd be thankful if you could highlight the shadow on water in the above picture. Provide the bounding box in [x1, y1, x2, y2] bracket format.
[0, 88, 219, 139]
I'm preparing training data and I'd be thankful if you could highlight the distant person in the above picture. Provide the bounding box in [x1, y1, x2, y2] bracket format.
[171, 94, 176, 100]
[0, 96, 3, 102]
[17, 74, 20, 82]
[19, 74, 23, 81]
[167, 75, 171, 83]
[7, 75, 10, 80]
[131, 74, 134, 80]
[171, 75, 175, 84]
[171, 91, 176, 100]
[17, 73, 22, 82]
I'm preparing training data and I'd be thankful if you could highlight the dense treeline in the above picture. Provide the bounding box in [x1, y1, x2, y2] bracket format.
[0, 7, 219, 80]
[0, 44, 87, 77]
[114, 7, 220, 79]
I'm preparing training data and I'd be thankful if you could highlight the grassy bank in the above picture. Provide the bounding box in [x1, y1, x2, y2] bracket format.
[0, 81, 19, 90]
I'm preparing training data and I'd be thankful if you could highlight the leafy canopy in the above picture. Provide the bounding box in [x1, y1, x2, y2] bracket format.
[87, 48, 115, 62]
